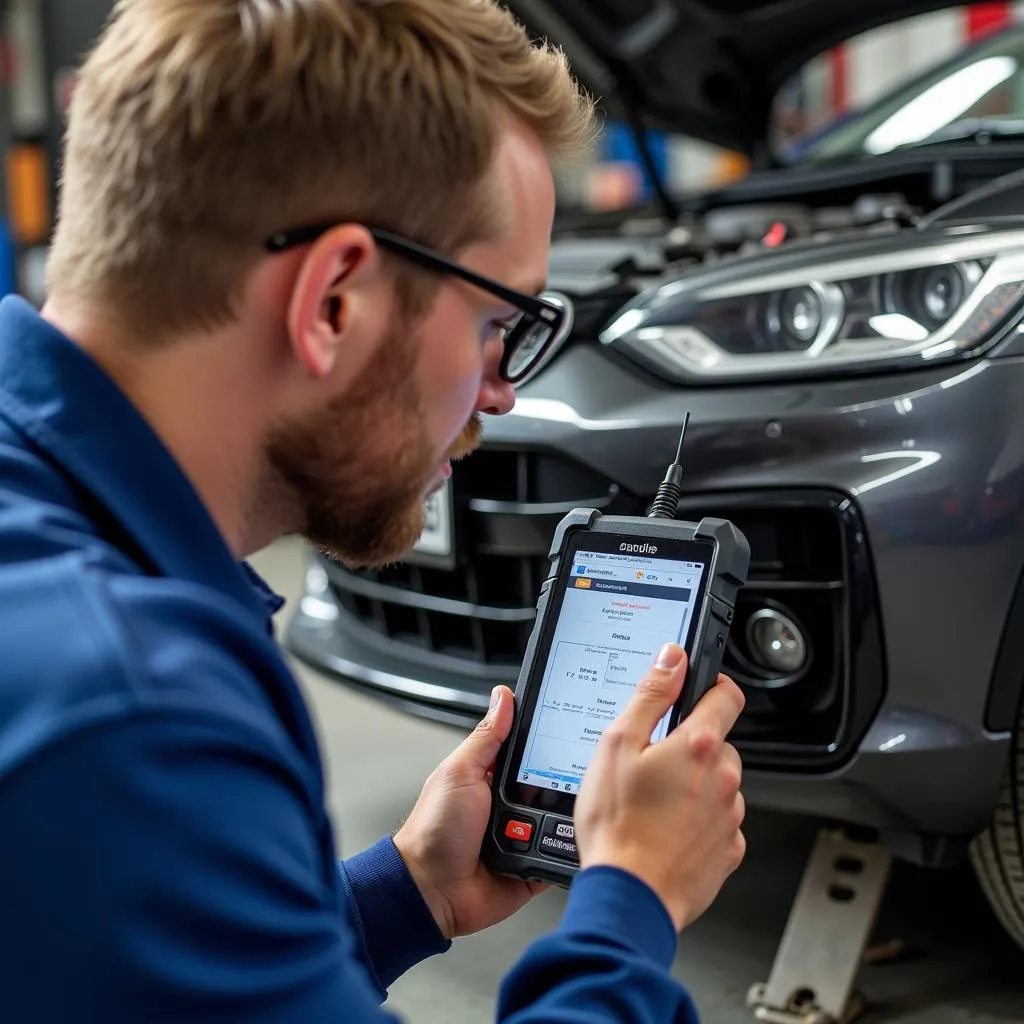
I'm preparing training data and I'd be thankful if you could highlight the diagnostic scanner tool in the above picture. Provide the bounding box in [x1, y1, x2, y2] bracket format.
[482, 415, 751, 887]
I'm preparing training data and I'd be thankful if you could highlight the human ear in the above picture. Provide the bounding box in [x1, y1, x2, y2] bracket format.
[286, 225, 377, 380]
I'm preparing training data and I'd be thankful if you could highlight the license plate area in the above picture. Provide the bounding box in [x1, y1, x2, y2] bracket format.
[405, 479, 457, 570]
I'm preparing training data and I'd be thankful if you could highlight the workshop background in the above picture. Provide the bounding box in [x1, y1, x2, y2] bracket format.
[4, 2, 1024, 1022]
[3, 1, 1024, 298]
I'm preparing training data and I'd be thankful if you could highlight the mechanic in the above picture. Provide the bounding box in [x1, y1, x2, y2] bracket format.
[0, 1, 747, 1021]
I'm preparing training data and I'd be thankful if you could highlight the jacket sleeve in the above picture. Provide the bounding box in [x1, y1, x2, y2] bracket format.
[499, 867, 702, 1024]
[338, 838, 452, 996]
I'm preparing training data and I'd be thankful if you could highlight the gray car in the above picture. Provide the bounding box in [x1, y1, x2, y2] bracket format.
[287, 1, 1024, 957]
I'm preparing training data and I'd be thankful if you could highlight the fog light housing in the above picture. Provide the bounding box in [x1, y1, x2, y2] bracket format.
[746, 608, 809, 675]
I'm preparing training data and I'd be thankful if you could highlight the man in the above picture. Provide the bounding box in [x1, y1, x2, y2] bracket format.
[0, 1, 746, 1021]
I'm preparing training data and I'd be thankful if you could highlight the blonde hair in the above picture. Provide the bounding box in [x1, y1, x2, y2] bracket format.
[46, 0, 595, 335]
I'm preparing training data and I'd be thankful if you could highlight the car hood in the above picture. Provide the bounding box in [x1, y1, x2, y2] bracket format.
[505, 0, 979, 155]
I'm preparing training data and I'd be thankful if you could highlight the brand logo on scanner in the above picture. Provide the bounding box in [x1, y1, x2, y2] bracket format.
[619, 542, 658, 554]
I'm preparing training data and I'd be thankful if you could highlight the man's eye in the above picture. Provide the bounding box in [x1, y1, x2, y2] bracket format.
[492, 315, 521, 343]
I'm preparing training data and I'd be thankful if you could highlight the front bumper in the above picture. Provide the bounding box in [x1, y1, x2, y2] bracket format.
[287, 345, 1024, 841]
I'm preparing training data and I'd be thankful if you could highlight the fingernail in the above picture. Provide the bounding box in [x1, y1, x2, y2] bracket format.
[657, 643, 684, 670]
[489, 687, 501, 712]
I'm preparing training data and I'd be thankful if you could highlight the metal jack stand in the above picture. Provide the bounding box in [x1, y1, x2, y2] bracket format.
[747, 828, 892, 1024]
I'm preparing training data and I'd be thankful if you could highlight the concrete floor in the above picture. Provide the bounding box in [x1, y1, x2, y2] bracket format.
[253, 539, 1024, 1024]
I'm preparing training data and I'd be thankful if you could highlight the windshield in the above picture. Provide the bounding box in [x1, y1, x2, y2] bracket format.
[796, 25, 1024, 163]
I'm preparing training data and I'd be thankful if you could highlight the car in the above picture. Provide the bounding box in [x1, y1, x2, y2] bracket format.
[287, 0, 1024, 969]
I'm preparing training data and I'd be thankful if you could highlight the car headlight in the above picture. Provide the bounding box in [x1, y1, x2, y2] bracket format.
[599, 229, 1024, 382]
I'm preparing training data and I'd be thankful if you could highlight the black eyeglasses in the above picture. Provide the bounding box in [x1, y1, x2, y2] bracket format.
[265, 224, 574, 385]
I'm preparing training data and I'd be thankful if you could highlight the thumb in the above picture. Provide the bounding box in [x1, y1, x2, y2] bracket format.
[616, 643, 688, 746]
[451, 685, 515, 777]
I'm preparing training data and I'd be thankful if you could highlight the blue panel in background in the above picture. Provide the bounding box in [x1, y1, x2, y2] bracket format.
[600, 122, 669, 200]
[0, 221, 17, 297]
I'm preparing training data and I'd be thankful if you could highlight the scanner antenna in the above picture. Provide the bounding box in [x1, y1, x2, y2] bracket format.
[673, 412, 690, 466]
[648, 413, 690, 520]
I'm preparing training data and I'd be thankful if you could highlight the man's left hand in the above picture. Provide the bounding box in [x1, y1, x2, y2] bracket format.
[393, 686, 546, 940]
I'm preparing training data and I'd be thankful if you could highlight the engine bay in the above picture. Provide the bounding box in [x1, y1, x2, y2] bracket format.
[552, 151, 1024, 282]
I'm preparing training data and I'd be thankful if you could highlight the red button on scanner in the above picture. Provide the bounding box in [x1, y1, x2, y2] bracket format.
[505, 819, 533, 843]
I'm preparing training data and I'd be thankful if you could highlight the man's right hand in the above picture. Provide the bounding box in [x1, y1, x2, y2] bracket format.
[574, 643, 747, 933]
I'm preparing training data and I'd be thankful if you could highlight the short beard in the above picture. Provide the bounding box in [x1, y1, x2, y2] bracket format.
[264, 318, 484, 570]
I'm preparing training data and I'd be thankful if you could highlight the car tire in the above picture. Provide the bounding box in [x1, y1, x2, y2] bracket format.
[970, 720, 1024, 952]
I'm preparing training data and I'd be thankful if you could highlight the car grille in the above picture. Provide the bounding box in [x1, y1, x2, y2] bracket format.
[322, 449, 884, 772]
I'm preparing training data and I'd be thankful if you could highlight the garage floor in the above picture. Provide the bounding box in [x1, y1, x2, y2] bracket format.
[253, 539, 1024, 1024]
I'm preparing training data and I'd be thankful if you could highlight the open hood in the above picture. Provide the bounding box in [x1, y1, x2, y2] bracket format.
[506, 1, 981, 155]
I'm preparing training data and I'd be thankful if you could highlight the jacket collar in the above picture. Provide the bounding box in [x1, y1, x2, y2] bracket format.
[0, 296, 284, 621]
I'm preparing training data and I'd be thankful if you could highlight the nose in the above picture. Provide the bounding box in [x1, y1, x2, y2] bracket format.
[476, 338, 516, 417]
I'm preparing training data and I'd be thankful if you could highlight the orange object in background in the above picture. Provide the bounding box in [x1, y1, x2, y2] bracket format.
[711, 150, 750, 187]
[6, 143, 49, 246]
